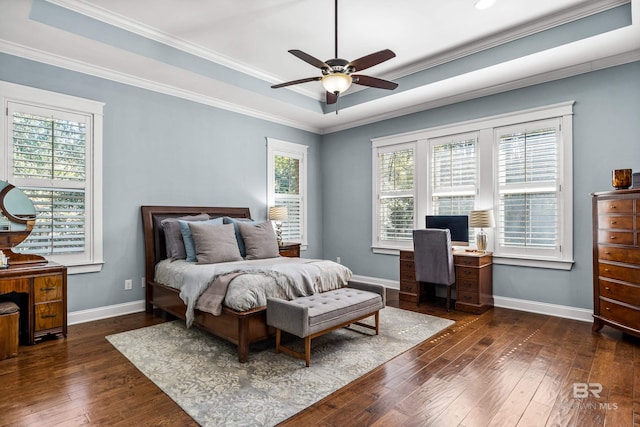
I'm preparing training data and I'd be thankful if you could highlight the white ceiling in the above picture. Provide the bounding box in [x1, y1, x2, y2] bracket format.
[1, 0, 639, 133]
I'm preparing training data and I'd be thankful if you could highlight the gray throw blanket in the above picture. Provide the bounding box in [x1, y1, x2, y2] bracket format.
[155, 257, 352, 326]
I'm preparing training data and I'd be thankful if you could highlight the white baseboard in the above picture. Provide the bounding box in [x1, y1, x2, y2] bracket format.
[68, 300, 146, 325]
[493, 296, 592, 322]
[351, 274, 400, 289]
[350, 274, 592, 322]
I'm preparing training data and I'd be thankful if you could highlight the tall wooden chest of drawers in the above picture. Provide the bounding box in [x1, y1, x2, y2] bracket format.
[591, 189, 640, 337]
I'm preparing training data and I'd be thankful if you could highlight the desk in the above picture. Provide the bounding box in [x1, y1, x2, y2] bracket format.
[0, 262, 67, 344]
[399, 250, 493, 313]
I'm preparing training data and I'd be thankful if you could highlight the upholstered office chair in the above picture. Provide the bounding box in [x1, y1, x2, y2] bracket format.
[413, 228, 456, 311]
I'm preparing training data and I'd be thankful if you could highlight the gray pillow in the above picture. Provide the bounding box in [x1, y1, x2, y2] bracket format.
[161, 213, 210, 260]
[189, 222, 242, 264]
[237, 221, 279, 260]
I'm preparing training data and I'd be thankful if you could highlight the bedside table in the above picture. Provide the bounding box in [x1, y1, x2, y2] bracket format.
[279, 242, 300, 258]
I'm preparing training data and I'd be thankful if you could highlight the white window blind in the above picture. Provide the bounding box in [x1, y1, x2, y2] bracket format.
[496, 119, 560, 257]
[376, 144, 414, 243]
[430, 134, 477, 217]
[267, 138, 307, 247]
[273, 154, 302, 241]
[8, 103, 88, 256]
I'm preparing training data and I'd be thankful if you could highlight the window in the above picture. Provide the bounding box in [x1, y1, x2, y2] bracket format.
[1, 81, 103, 273]
[372, 142, 415, 250]
[267, 138, 307, 247]
[429, 133, 478, 242]
[496, 119, 562, 259]
[371, 101, 573, 269]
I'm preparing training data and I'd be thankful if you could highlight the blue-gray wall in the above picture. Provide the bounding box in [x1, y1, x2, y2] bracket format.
[1, 51, 639, 313]
[0, 53, 323, 312]
[321, 61, 640, 310]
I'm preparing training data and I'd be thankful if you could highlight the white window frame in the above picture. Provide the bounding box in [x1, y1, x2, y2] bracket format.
[0, 81, 104, 274]
[371, 101, 574, 270]
[266, 138, 308, 249]
[371, 141, 416, 252]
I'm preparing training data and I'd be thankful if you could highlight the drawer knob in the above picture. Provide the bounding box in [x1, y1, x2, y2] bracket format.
[604, 287, 610, 290]
[40, 287, 57, 292]
[611, 220, 617, 225]
[610, 204, 617, 209]
[604, 268, 610, 272]
[610, 236, 617, 240]
[41, 313, 57, 318]
[605, 307, 611, 311]
[604, 251, 611, 255]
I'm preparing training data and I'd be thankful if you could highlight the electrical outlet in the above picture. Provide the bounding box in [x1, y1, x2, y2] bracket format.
[141, 277, 146, 288]
[124, 279, 133, 290]
[336, 256, 341, 264]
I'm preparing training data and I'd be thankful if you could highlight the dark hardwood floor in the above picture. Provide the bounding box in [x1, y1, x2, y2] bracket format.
[1, 290, 638, 426]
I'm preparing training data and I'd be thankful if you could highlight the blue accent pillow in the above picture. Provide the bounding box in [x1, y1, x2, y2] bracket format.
[223, 217, 256, 257]
[179, 217, 224, 262]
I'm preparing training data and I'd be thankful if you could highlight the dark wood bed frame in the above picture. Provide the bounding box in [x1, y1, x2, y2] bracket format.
[141, 205, 274, 363]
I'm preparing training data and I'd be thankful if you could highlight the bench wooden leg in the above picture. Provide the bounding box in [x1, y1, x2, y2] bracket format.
[275, 329, 282, 353]
[304, 336, 311, 367]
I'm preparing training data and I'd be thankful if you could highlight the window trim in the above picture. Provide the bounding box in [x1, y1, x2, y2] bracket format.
[266, 137, 308, 249]
[371, 141, 416, 251]
[0, 81, 104, 274]
[371, 101, 574, 270]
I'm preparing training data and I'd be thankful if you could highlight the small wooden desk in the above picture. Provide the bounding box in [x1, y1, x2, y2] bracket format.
[399, 250, 493, 313]
[0, 262, 67, 344]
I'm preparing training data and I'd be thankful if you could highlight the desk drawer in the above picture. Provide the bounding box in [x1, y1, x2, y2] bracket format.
[456, 267, 479, 281]
[457, 291, 479, 305]
[35, 302, 63, 331]
[457, 279, 478, 293]
[400, 261, 416, 281]
[34, 275, 64, 303]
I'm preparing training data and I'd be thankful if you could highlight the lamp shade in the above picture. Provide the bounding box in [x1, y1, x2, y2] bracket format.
[321, 73, 352, 94]
[268, 206, 288, 221]
[469, 210, 495, 228]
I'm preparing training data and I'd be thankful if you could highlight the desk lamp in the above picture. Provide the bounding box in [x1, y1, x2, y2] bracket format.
[469, 209, 495, 252]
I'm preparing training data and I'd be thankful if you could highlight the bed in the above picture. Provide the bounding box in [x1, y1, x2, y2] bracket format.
[141, 205, 351, 362]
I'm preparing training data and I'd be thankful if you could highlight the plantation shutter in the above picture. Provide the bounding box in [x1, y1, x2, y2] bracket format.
[377, 145, 414, 242]
[8, 102, 87, 256]
[430, 134, 477, 217]
[273, 154, 303, 242]
[496, 119, 560, 254]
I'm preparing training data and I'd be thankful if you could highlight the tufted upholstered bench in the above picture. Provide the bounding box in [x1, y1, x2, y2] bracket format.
[266, 281, 385, 366]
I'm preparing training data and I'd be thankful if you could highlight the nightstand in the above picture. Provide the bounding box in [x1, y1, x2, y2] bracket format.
[279, 242, 301, 258]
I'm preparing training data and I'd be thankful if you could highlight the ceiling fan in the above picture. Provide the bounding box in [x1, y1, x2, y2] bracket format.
[271, 0, 398, 106]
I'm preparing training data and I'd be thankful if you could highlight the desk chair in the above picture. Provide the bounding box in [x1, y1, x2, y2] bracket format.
[413, 228, 456, 311]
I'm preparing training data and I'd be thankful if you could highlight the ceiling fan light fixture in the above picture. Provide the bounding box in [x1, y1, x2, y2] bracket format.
[474, 0, 495, 10]
[321, 73, 352, 94]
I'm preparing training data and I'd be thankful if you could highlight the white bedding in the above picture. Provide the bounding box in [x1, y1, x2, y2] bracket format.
[155, 257, 352, 326]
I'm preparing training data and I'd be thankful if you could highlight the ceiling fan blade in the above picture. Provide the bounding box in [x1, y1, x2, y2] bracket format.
[348, 49, 396, 72]
[352, 75, 398, 90]
[326, 91, 338, 104]
[271, 76, 322, 89]
[289, 50, 330, 70]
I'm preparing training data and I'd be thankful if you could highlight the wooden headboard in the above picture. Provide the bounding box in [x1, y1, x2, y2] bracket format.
[140, 206, 251, 286]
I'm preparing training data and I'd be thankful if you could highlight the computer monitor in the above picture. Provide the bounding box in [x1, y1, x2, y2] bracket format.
[425, 215, 469, 246]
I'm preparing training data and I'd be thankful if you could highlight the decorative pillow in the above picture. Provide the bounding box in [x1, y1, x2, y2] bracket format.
[237, 221, 279, 260]
[188, 222, 242, 264]
[179, 217, 224, 262]
[161, 213, 210, 260]
[223, 217, 256, 257]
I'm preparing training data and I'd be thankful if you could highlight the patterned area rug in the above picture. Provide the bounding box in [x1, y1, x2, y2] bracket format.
[106, 307, 454, 426]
